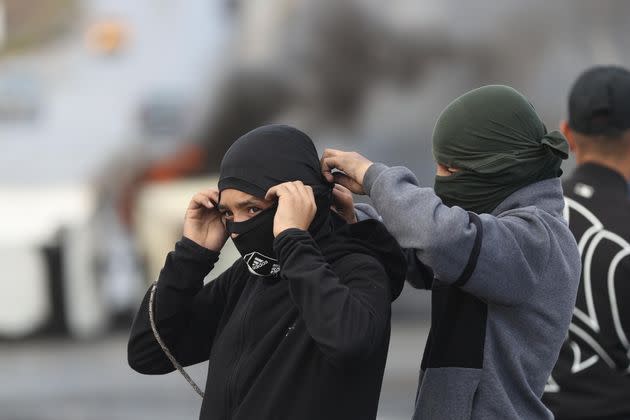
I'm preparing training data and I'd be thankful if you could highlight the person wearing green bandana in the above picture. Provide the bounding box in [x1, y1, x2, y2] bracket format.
[321, 85, 581, 420]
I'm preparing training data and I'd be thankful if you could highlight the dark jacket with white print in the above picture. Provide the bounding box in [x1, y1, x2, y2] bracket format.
[128, 218, 405, 420]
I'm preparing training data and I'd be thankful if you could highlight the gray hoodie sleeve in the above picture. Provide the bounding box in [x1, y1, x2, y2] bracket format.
[355, 203, 382, 222]
[355, 202, 434, 289]
[363, 163, 552, 305]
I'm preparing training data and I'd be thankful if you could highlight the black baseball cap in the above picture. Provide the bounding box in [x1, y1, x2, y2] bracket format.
[568, 65, 630, 135]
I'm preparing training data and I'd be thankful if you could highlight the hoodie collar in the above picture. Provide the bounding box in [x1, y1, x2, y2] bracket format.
[491, 177, 565, 219]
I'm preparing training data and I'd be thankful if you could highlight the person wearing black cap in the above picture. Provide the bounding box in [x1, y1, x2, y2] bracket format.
[127, 124, 406, 420]
[542, 66, 630, 420]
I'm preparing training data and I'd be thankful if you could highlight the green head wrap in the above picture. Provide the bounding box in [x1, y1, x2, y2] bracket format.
[432, 85, 569, 214]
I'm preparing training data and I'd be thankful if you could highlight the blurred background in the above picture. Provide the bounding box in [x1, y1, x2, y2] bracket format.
[1, 0, 629, 419]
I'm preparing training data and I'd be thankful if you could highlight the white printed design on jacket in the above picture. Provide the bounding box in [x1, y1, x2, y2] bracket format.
[546, 197, 630, 392]
[243, 252, 280, 277]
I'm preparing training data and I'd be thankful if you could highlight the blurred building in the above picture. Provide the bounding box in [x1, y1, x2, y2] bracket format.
[1, 0, 77, 53]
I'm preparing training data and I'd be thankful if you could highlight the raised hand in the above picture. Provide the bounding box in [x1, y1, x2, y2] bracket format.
[265, 181, 317, 237]
[320, 149, 373, 195]
[331, 184, 358, 224]
[183, 189, 228, 251]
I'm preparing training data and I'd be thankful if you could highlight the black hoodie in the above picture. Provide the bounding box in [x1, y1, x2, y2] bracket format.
[127, 125, 406, 420]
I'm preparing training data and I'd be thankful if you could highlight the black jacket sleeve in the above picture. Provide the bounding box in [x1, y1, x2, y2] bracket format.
[127, 237, 232, 374]
[273, 228, 391, 366]
[404, 248, 434, 290]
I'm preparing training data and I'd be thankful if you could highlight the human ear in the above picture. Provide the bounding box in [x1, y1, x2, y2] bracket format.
[560, 120, 577, 153]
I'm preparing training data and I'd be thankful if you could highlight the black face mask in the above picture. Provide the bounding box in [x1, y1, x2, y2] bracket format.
[225, 205, 280, 277]
[218, 124, 335, 276]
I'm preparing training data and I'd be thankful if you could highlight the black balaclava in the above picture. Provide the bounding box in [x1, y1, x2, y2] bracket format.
[432, 85, 569, 214]
[218, 124, 333, 277]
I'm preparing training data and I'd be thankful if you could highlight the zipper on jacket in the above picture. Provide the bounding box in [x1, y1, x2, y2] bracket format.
[225, 279, 266, 417]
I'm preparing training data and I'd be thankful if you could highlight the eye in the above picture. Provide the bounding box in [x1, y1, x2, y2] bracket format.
[220, 209, 233, 220]
[247, 206, 262, 215]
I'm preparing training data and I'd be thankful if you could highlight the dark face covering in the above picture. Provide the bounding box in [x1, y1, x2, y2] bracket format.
[218, 124, 333, 277]
[432, 85, 569, 214]
[225, 205, 280, 277]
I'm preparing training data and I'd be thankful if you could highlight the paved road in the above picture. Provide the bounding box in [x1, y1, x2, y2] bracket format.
[0, 321, 428, 420]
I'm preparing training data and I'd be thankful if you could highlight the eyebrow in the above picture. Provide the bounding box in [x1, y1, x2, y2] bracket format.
[217, 198, 265, 212]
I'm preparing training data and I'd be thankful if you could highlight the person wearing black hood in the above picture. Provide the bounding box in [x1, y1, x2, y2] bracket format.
[127, 124, 406, 420]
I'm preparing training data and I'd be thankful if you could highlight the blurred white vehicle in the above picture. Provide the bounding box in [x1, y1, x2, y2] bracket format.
[0, 184, 108, 339]
[0, 0, 233, 339]
[0, 72, 42, 122]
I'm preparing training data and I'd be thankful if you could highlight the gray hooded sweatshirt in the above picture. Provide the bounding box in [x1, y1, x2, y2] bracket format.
[359, 163, 581, 420]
